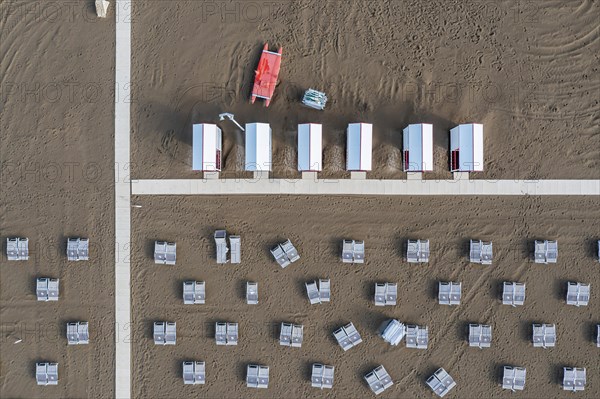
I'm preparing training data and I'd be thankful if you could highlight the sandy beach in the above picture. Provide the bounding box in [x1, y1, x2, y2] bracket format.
[130, 195, 599, 399]
[131, 0, 599, 180]
[1, 1, 115, 398]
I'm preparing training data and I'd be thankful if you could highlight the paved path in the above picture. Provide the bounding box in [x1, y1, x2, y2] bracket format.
[131, 178, 600, 196]
[114, 1, 132, 398]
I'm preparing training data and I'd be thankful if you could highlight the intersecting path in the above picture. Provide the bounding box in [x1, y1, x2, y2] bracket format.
[131, 178, 600, 196]
[114, 1, 132, 398]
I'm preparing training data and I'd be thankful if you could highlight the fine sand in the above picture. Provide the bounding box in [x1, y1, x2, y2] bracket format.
[131, 0, 599, 180]
[131, 195, 599, 399]
[0, 1, 115, 398]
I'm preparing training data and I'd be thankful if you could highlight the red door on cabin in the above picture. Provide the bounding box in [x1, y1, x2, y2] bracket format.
[216, 150, 221, 170]
[451, 149, 459, 171]
[404, 150, 409, 171]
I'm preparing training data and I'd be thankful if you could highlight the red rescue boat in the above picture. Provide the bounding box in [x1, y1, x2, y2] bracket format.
[250, 43, 282, 107]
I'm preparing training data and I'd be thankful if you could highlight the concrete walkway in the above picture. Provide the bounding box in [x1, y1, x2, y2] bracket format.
[114, 1, 132, 398]
[131, 178, 600, 196]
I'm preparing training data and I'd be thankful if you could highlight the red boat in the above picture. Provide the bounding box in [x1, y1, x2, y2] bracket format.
[250, 43, 282, 107]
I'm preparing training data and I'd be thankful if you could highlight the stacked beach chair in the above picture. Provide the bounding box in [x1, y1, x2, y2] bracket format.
[214, 230, 241, 264]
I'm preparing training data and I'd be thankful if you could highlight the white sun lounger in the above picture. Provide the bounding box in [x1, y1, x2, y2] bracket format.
[563, 367, 586, 392]
[374, 283, 397, 306]
[215, 322, 238, 345]
[364, 365, 393, 395]
[381, 319, 406, 346]
[154, 241, 176, 265]
[271, 239, 300, 268]
[37, 278, 59, 301]
[406, 324, 428, 349]
[183, 361, 205, 385]
[407, 239, 429, 263]
[6, 237, 29, 261]
[229, 235, 241, 263]
[36, 362, 58, 386]
[502, 366, 526, 391]
[246, 282, 258, 304]
[470, 239, 492, 264]
[214, 230, 228, 263]
[439, 282, 461, 305]
[341, 239, 365, 263]
[534, 240, 558, 263]
[306, 281, 321, 304]
[183, 281, 205, 304]
[280, 323, 303, 347]
[566, 282, 590, 307]
[426, 368, 456, 397]
[532, 323, 555, 348]
[67, 237, 89, 261]
[311, 363, 334, 389]
[502, 282, 525, 306]
[468, 324, 492, 348]
[319, 279, 330, 302]
[66, 321, 89, 345]
[333, 322, 362, 351]
[154, 321, 176, 345]
[597, 325, 600, 348]
[246, 364, 269, 388]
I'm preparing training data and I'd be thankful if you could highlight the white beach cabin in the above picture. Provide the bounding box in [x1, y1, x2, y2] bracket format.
[450, 123, 484, 172]
[245, 123, 272, 172]
[298, 123, 323, 172]
[403, 124, 433, 172]
[192, 123, 222, 172]
[346, 123, 372, 171]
